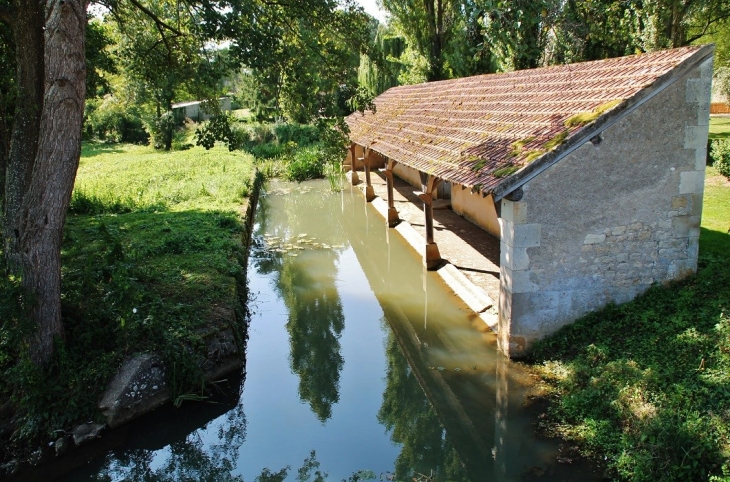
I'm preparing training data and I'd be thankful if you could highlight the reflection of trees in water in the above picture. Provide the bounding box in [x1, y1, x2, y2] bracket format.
[91, 395, 248, 481]
[279, 254, 344, 422]
[378, 329, 470, 482]
[253, 450, 373, 482]
[250, 185, 347, 277]
[250, 185, 346, 422]
[94, 432, 244, 482]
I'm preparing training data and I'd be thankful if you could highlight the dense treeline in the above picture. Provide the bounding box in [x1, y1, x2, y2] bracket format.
[359, 0, 730, 94]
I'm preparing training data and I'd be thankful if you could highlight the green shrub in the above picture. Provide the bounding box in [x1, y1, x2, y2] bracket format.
[284, 146, 323, 182]
[273, 123, 319, 146]
[87, 97, 149, 144]
[147, 111, 178, 150]
[195, 115, 238, 151]
[250, 123, 276, 145]
[710, 138, 730, 179]
[249, 142, 285, 159]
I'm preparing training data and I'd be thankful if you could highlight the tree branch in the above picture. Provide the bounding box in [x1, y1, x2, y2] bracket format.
[126, 0, 184, 36]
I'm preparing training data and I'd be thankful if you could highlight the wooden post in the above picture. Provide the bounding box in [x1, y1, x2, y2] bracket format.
[416, 175, 442, 270]
[347, 143, 360, 185]
[382, 158, 400, 227]
[361, 148, 376, 202]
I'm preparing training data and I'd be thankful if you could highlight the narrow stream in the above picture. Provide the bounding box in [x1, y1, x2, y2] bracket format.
[52, 179, 599, 481]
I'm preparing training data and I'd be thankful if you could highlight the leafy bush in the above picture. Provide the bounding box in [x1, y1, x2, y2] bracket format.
[195, 115, 240, 151]
[710, 138, 730, 179]
[250, 123, 276, 145]
[147, 111, 178, 151]
[273, 123, 319, 146]
[284, 146, 324, 182]
[248, 142, 285, 159]
[86, 97, 149, 144]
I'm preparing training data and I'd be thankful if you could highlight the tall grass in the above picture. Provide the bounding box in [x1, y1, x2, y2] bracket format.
[71, 144, 254, 214]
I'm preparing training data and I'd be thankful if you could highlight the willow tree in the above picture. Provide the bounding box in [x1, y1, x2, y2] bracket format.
[380, 0, 461, 81]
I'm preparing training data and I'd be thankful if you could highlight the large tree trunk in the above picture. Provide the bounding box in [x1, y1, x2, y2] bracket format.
[8, 0, 86, 365]
[4, 0, 45, 269]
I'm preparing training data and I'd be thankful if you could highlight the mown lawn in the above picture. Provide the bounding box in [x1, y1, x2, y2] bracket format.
[529, 121, 730, 482]
[1, 143, 257, 451]
[709, 116, 730, 140]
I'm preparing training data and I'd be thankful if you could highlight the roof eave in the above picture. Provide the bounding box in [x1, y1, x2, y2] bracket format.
[491, 44, 715, 202]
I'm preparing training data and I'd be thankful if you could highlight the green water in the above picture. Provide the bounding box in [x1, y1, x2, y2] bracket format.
[51, 179, 599, 481]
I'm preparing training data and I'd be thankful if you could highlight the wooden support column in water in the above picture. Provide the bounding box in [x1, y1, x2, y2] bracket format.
[416, 174, 442, 270]
[360, 148, 376, 202]
[347, 143, 360, 185]
[381, 158, 400, 227]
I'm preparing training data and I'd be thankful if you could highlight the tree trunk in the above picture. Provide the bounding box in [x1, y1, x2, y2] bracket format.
[10, 0, 86, 365]
[4, 0, 45, 271]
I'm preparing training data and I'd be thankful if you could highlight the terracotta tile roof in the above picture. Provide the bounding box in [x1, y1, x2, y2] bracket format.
[346, 46, 709, 196]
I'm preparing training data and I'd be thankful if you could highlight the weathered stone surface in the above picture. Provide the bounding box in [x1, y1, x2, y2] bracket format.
[71, 423, 105, 446]
[54, 437, 71, 456]
[685, 78, 711, 105]
[202, 323, 241, 381]
[583, 234, 606, 245]
[438, 263, 494, 314]
[680, 170, 704, 194]
[99, 354, 170, 429]
[497, 60, 708, 358]
[684, 125, 709, 149]
[500, 220, 541, 247]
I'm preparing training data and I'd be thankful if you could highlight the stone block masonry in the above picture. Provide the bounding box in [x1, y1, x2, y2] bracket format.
[497, 56, 711, 358]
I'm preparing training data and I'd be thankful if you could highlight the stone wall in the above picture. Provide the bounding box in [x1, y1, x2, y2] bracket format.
[498, 57, 712, 358]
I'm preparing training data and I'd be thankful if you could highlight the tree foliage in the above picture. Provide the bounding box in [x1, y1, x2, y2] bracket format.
[380, 0, 464, 81]
[232, 3, 370, 123]
[480, 0, 551, 70]
[0, 0, 373, 369]
[357, 23, 406, 95]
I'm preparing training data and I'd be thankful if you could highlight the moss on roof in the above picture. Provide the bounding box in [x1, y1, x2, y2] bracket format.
[564, 99, 623, 128]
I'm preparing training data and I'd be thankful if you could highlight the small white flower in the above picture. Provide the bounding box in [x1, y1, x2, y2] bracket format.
[133, 308, 138, 314]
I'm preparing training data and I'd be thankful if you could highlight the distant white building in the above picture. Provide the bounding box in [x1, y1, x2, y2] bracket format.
[171, 97, 232, 122]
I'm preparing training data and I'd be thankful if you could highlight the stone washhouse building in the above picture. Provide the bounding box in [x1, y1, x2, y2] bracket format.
[345, 45, 713, 358]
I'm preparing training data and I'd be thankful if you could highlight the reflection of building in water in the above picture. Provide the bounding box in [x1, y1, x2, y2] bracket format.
[346, 199, 491, 480]
[494, 355, 508, 479]
[345, 189, 600, 481]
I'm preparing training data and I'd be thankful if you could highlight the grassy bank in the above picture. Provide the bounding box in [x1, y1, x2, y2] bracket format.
[528, 130, 730, 478]
[1, 143, 257, 456]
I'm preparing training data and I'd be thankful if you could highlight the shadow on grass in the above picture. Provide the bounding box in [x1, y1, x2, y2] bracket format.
[0, 209, 248, 450]
[529, 231, 730, 480]
[80, 142, 129, 158]
[699, 226, 730, 260]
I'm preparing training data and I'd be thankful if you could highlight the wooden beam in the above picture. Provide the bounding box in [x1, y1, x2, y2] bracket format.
[381, 158, 400, 227]
[347, 143, 360, 185]
[417, 174, 443, 270]
[361, 148, 375, 202]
